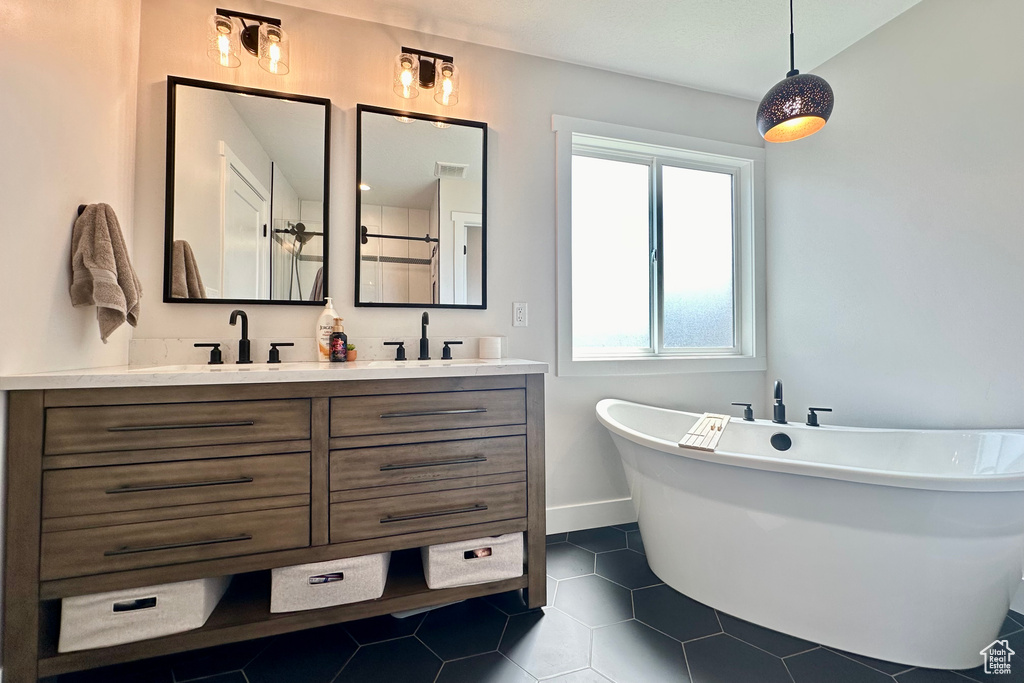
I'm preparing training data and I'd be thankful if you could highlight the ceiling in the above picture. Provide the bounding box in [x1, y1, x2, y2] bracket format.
[274, 0, 921, 100]
[361, 113, 484, 209]
[228, 94, 326, 201]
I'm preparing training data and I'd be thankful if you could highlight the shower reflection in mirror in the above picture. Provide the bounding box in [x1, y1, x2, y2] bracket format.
[356, 105, 486, 308]
[164, 76, 330, 304]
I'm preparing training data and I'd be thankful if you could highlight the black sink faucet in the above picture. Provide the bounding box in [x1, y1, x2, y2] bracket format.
[773, 379, 787, 424]
[418, 312, 430, 360]
[229, 310, 252, 364]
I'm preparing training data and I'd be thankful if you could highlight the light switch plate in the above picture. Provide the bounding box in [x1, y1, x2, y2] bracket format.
[513, 302, 528, 327]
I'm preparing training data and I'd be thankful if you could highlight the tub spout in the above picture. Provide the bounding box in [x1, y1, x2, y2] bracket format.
[773, 380, 787, 424]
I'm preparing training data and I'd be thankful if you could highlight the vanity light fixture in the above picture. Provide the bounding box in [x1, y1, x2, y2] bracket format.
[208, 8, 290, 75]
[756, 0, 834, 142]
[394, 47, 459, 107]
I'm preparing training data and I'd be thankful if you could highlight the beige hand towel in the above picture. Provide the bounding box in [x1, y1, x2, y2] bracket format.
[171, 239, 207, 299]
[70, 203, 142, 342]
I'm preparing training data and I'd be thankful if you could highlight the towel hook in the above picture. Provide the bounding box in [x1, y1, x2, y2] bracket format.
[77, 204, 87, 216]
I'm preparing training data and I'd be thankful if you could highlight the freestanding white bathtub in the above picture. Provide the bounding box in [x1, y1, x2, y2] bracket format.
[597, 398, 1024, 669]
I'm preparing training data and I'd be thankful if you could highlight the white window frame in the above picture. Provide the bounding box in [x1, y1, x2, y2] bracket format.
[553, 115, 767, 377]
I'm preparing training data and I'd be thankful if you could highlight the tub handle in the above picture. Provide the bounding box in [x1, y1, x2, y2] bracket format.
[806, 407, 832, 427]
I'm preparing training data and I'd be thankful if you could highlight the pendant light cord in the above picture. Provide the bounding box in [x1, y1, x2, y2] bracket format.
[788, 0, 799, 76]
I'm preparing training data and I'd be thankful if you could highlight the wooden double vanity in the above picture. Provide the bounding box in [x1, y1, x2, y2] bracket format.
[1, 362, 546, 681]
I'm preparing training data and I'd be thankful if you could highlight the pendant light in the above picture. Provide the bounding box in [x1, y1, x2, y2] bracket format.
[756, 0, 834, 143]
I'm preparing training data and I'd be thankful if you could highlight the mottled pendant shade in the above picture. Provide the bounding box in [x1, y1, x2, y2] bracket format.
[756, 72, 834, 143]
[757, 0, 835, 143]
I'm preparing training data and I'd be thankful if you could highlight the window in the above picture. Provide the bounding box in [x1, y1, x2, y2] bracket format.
[554, 116, 766, 376]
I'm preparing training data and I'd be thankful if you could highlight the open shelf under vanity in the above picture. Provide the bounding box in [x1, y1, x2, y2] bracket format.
[37, 548, 530, 678]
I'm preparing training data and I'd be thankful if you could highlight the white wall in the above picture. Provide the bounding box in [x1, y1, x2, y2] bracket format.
[765, 0, 1024, 429]
[0, 0, 141, 375]
[131, 0, 766, 529]
[0, 0, 142, 663]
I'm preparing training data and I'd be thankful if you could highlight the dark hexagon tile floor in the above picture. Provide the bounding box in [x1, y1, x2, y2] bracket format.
[434, 651, 536, 683]
[546, 541, 597, 579]
[416, 598, 509, 660]
[567, 527, 627, 553]
[554, 574, 633, 627]
[500, 608, 592, 679]
[686, 633, 793, 683]
[49, 525, 1024, 683]
[596, 548, 661, 589]
[592, 619, 689, 683]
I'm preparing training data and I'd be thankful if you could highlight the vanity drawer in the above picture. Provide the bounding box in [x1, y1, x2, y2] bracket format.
[329, 482, 525, 543]
[330, 436, 526, 491]
[330, 389, 525, 437]
[41, 506, 309, 580]
[42, 453, 311, 518]
[45, 399, 311, 455]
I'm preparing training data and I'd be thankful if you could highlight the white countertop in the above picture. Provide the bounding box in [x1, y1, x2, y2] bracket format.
[0, 359, 548, 391]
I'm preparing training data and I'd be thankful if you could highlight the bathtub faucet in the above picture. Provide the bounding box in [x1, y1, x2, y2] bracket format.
[773, 380, 787, 424]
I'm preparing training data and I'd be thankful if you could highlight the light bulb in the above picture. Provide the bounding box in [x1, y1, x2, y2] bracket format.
[217, 33, 231, 66]
[433, 62, 459, 107]
[268, 39, 281, 73]
[393, 53, 420, 99]
[401, 69, 413, 97]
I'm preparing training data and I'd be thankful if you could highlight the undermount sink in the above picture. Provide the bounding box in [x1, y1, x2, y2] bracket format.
[126, 360, 497, 373]
[127, 363, 317, 373]
[365, 359, 495, 369]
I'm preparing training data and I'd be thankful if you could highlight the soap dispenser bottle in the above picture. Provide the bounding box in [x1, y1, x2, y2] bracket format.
[329, 318, 348, 363]
[316, 297, 339, 362]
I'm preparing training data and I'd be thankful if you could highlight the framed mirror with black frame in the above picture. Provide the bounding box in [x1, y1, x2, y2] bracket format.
[356, 104, 487, 309]
[163, 76, 331, 305]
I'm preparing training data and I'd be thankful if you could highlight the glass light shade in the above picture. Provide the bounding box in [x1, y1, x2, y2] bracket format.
[433, 61, 459, 106]
[207, 15, 241, 68]
[394, 53, 419, 99]
[258, 23, 289, 75]
[756, 72, 834, 142]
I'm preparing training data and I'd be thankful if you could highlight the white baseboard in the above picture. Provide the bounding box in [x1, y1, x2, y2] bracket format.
[546, 497, 636, 534]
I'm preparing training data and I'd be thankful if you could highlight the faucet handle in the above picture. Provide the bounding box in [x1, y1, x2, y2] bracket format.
[730, 402, 754, 421]
[194, 343, 223, 365]
[384, 341, 407, 361]
[268, 342, 294, 364]
[441, 340, 463, 360]
[806, 407, 832, 427]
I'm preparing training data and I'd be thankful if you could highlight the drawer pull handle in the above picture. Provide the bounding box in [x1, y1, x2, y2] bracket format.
[105, 476, 255, 495]
[107, 420, 255, 432]
[380, 504, 488, 524]
[380, 456, 487, 471]
[379, 408, 487, 419]
[103, 533, 253, 556]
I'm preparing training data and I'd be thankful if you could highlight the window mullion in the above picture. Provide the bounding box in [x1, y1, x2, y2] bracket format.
[651, 159, 663, 355]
